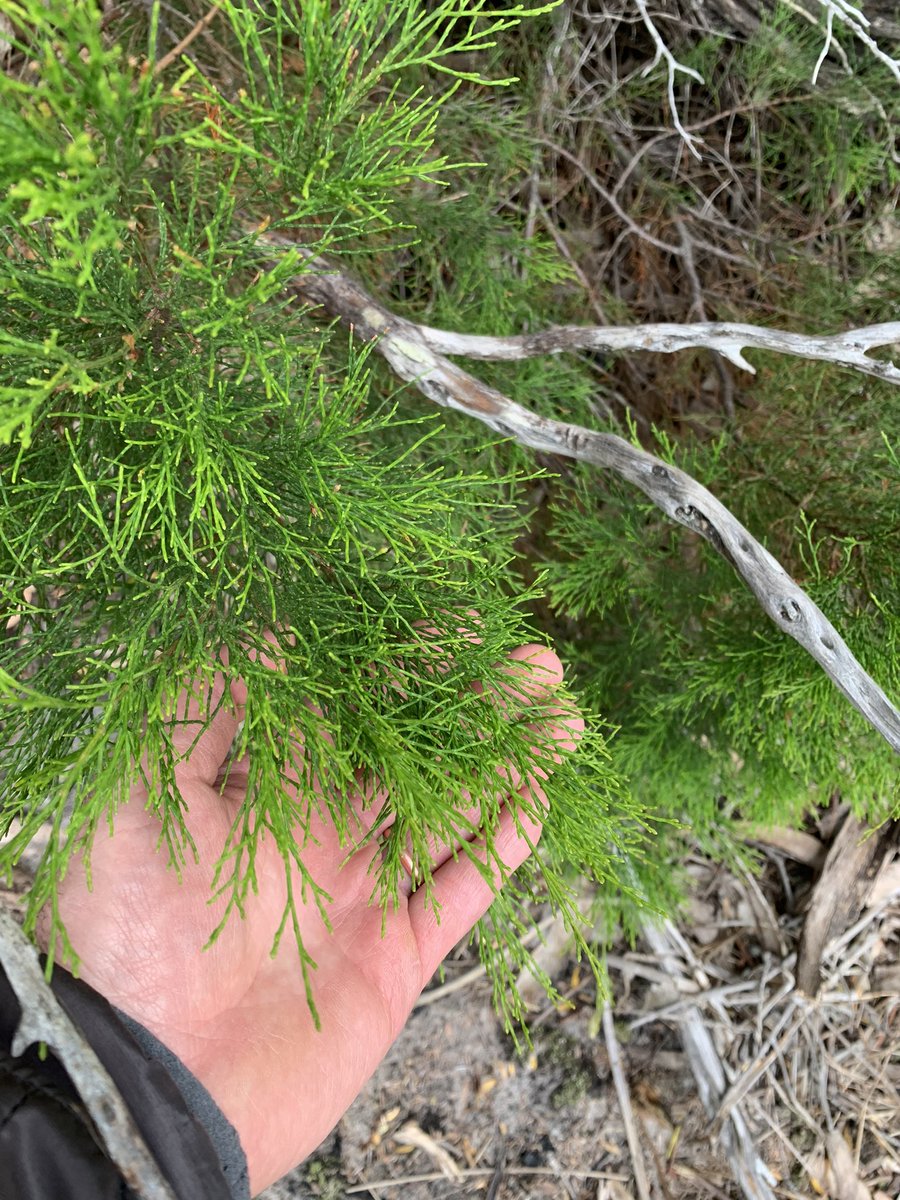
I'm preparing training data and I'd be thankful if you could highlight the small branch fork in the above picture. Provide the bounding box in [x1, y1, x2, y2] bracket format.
[812, 0, 900, 84]
[619, 1, 900, 158]
[633, 0, 705, 159]
[261, 233, 900, 756]
[0, 905, 177, 1200]
[414, 318, 900, 386]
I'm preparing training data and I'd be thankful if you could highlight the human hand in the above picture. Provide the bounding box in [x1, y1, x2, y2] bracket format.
[48, 635, 582, 1194]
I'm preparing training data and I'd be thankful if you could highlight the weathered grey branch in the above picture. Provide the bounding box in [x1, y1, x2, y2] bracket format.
[605, 1, 900, 160]
[601, 1002, 653, 1200]
[414, 319, 900, 386]
[0, 905, 177, 1200]
[634, 0, 706, 159]
[261, 236, 900, 755]
[812, 0, 900, 82]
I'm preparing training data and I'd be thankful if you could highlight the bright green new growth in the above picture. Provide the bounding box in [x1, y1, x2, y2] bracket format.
[0, 0, 647, 1027]
[1, 0, 898, 1029]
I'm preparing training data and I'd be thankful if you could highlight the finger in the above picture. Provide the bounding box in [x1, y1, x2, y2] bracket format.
[163, 647, 245, 786]
[379, 644, 581, 891]
[491, 646, 582, 780]
[485, 642, 562, 710]
[409, 784, 546, 982]
[462, 645, 581, 812]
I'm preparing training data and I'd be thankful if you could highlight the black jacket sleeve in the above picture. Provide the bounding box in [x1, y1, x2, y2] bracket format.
[0, 960, 250, 1200]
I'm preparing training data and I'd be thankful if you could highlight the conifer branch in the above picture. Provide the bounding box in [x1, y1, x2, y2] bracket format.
[0, 905, 177, 1200]
[268, 237, 900, 755]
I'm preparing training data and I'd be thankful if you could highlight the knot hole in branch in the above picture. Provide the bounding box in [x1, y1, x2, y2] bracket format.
[778, 599, 802, 624]
[675, 504, 713, 535]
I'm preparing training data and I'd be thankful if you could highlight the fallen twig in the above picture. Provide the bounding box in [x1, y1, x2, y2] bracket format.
[392, 1122, 461, 1181]
[642, 920, 778, 1200]
[0, 904, 177, 1200]
[344, 1165, 631, 1193]
[738, 825, 827, 870]
[602, 1002, 653, 1200]
[153, 3, 221, 77]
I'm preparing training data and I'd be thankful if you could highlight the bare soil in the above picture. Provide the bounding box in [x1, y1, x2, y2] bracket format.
[261, 829, 900, 1200]
[261, 949, 737, 1200]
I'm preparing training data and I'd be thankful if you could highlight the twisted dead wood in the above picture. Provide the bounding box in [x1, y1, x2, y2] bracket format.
[260, 236, 900, 755]
[415, 319, 900, 386]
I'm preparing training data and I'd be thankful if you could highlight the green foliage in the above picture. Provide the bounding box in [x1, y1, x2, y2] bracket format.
[359, 0, 900, 902]
[1, 0, 898, 1023]
[457, 3, 900, 877]
[0, 0, 648, 1017]
[543, 329, 900, 861]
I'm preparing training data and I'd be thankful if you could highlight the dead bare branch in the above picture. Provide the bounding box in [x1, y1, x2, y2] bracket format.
[152, 3, 221, 77]
[812, 0, 900, 82]
[266, 237, 900, 757]
[0, 905, 177, 1200]
[414, 318, 900, 386]
[633, 0, 706, 158]
[602, 1002, 653, 1200]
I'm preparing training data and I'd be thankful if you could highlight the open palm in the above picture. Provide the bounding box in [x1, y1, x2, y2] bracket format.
[50, 639, 581, 1194]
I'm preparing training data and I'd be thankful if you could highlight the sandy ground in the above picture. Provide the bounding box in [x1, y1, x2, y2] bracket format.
[262, 835, 900, 1200]
[260, 939, 738, 1200]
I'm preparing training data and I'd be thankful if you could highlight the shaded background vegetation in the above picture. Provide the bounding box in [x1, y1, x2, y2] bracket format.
[358, 0, 900, 923]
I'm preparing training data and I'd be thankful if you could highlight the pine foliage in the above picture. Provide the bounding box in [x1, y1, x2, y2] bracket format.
[1, 0, 898, 1021]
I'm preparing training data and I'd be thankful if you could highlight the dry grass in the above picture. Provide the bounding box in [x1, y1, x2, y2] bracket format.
[267, 820, 900, 1200]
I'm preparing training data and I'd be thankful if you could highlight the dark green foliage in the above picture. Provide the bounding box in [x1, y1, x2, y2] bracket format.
[360, 1, 900, 900]
[531, 13, 900, 868]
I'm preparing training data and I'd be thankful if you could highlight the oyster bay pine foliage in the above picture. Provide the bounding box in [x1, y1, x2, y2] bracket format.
[0, 0, 897, 1018]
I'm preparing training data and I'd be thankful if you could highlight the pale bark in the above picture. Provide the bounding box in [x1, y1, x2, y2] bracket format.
[416, 319, 900, 386]
[261, 234, 900, 756]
